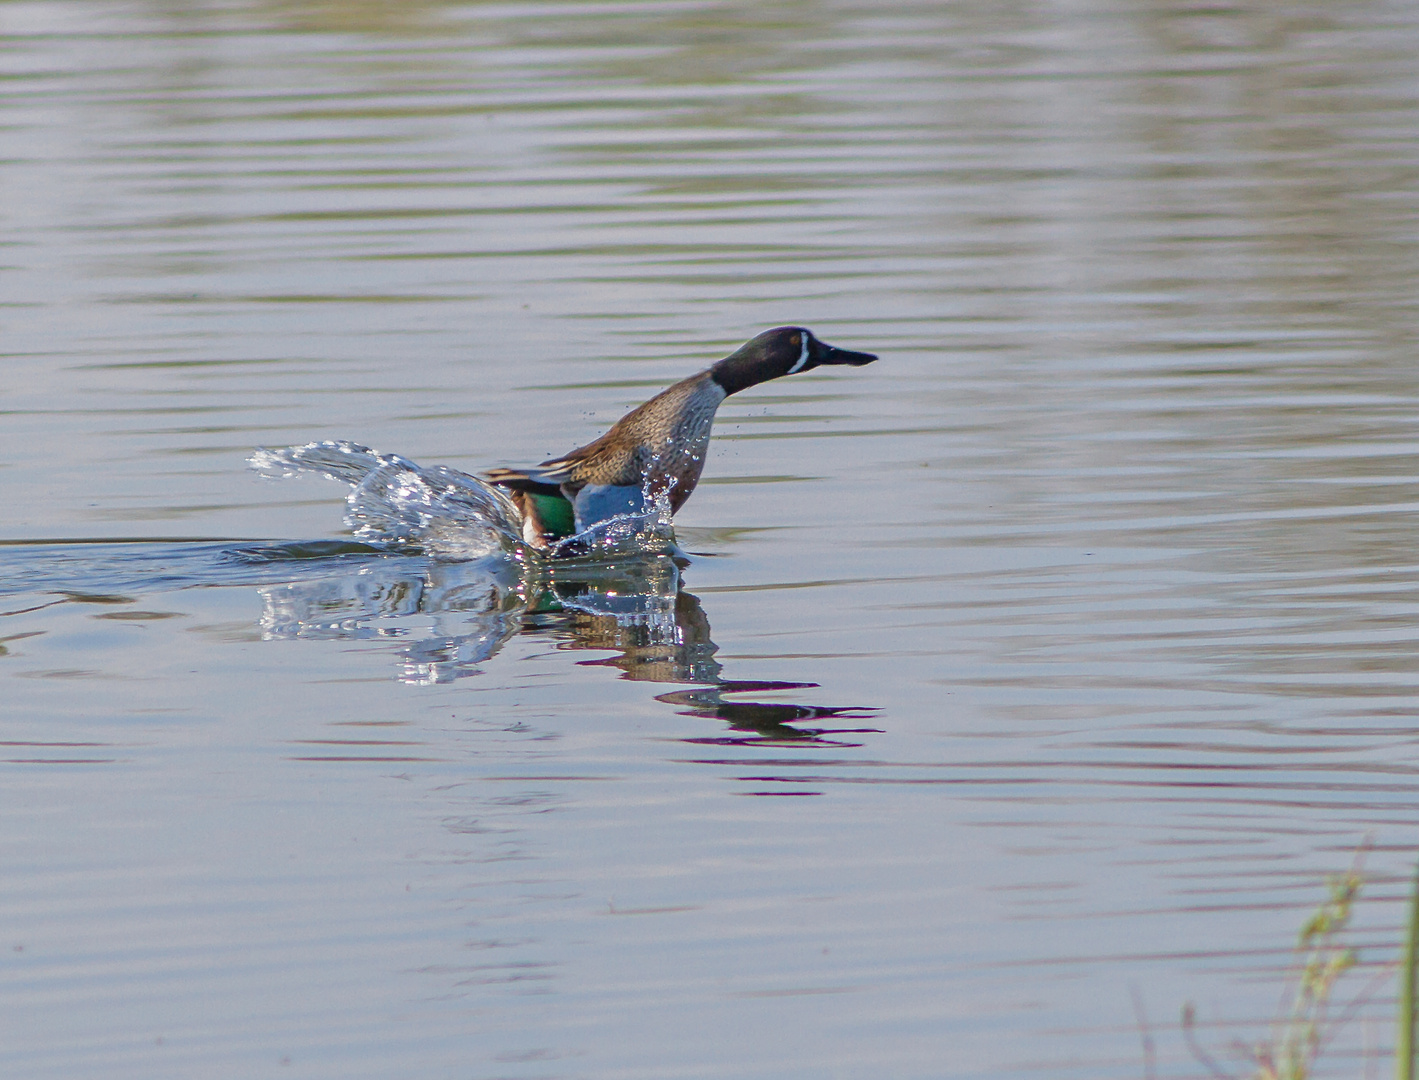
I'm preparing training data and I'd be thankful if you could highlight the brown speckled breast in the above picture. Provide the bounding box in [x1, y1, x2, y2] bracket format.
[541, 371, 727, 510]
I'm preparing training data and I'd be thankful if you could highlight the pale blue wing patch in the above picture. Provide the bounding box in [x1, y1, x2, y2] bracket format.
[572, 483, 646, 532]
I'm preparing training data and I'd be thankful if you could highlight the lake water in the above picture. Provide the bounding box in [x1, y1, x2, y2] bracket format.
[5, 1, 1419, 1077]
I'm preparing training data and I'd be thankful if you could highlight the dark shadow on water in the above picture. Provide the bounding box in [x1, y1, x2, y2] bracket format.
[0, 538, 879, 745]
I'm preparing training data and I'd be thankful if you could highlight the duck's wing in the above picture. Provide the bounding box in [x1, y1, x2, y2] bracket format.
[483, 467, 577, 544]
[484, 436, 635, 490]
[534, 435, 642, 489]
[486, 465, 646, 537]
[482, 466, 565, 498]
[568, 484, 646, 533]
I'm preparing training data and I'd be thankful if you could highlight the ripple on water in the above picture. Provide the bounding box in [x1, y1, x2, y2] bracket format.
[5, 1, 1419, 1078]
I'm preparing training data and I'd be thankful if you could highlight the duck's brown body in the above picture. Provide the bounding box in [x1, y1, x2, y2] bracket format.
[528, 371, 727, 510]
[487, 327, 876, 548]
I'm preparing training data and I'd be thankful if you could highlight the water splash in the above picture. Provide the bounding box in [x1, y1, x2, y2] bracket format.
[547, 503, 677, 560]
[256, 553, 528, 684]
[252, 540, 684, 684]
[250, 441, 523, 559]
[250, 441, 678, 562]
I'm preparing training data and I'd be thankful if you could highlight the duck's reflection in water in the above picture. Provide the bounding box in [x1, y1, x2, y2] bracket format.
[252, 547, 877, 745]
[557, 587, 878, 745]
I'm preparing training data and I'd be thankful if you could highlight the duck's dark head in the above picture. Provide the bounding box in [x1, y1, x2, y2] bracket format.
[709, 327, 878, 395]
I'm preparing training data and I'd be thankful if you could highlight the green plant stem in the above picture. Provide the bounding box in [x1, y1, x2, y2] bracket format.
[1399, 861, 1419, 1080]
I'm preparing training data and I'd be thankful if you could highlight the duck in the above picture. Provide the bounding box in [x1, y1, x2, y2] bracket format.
[484, 326, 877, 549]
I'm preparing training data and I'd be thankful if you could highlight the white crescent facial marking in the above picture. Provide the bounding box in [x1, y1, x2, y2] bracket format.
[787, 332, 811, 375]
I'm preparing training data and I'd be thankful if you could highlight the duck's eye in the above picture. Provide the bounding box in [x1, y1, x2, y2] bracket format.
[789, 333, 801, 346]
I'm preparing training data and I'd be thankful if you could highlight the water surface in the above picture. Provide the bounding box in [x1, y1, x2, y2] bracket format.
[6, 2, 1419, 1077]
